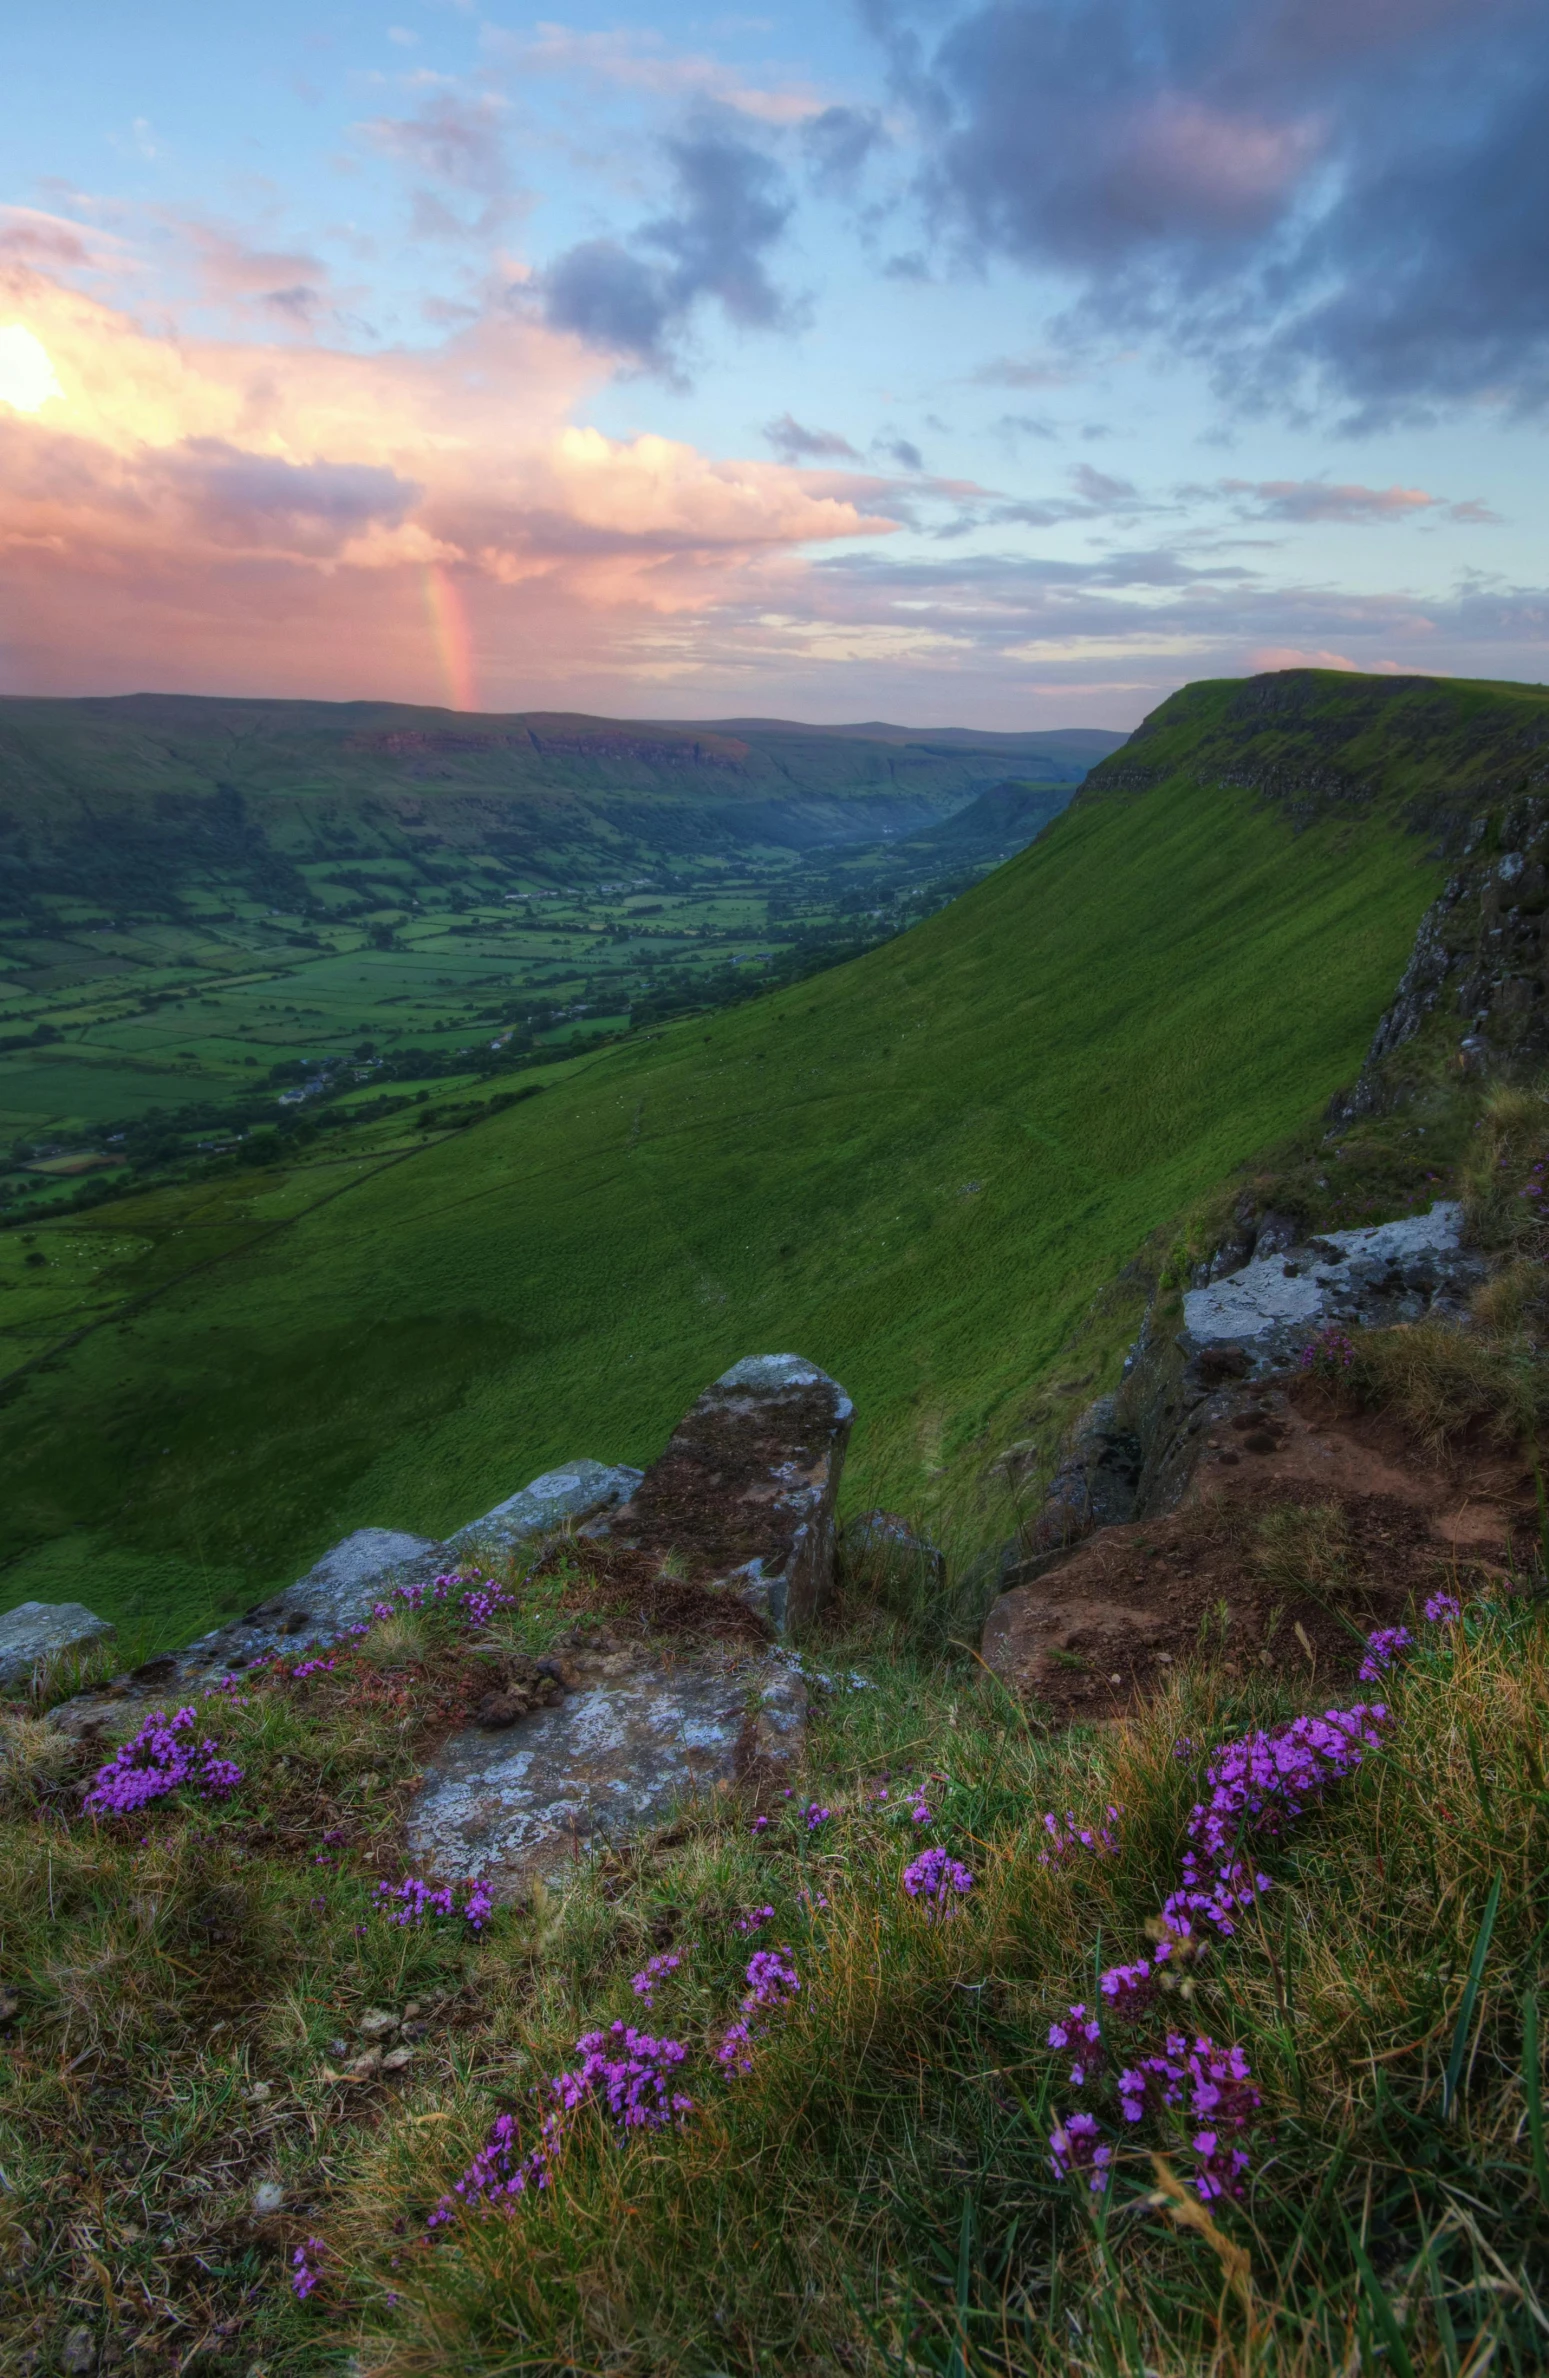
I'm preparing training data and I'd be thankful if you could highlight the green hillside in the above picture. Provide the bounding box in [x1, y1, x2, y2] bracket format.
[6, 667, 1545, 1647]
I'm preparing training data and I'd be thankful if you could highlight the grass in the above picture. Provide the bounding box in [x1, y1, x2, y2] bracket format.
[2, 1555, 1544, 2375]
[0, 742, 1440, 1649]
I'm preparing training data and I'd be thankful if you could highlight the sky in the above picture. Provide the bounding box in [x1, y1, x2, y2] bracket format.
[1, 0, 1546, 729]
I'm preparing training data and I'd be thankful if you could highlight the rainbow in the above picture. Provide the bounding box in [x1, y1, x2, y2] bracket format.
[422, 562, 477, 712]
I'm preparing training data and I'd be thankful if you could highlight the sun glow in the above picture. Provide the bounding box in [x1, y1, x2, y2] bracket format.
[0, 324, 63, 413]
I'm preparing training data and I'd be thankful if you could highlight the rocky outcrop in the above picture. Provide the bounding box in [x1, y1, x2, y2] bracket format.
[408, 1643, 806, 1898]
[601, 1354, 853, 1633]
[987, 1198, 1491, 1648]
[39, 1356, 848, 1912]
[0, 1600, 113, 1688]
[1333, 798, 1549, 1117]
[1182, 1202, 1480, 1369]
[445, 1460, 642, 1565]
[1008, 1396, 1144, 1584]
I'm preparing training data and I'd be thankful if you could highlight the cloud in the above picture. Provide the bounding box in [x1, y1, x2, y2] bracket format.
[871, 0, 1549, 421]
[358, 88, 517, 240]
[542, 123, 796, 370]
[801, 106, 886, 191]
[178, 222, 331, 324]
[495, 24, 827, 127]
[991, 412, 1058, 441]
[763, 412, 862, 461]
[970, 351, 1075, 388]
[875, 433, 925, 471]
[0, 206, 113, 272]
[1070, 462, 1138, 505]
[1209, 476, 1501, 523]
[0, 262, 894, 707]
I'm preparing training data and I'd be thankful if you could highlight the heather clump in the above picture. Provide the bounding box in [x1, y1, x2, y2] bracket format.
[3, 1577, 1545, 2376]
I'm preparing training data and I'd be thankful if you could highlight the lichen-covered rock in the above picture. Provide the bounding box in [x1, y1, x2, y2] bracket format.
[603, 1354, 853, 1633]
[0, 1600, 113, 1687]
[407, 1645, 806, 1895]
[1181, 1201, 1480, 1370]
[446, 1460, 643, 1563]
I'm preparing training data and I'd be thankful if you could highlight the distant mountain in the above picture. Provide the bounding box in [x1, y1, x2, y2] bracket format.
[0, 692, 1127, 917]
[899, 778, 1075, 856]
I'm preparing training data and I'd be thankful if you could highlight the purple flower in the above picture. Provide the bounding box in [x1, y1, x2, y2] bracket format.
[910, 1799, 933, 1826]
[902, 1846, 974, 1917]
[1048, 2003, 1103, 2086]
[717, 1948, 800, 2073]
[630, 1952, 682, 2008]
[84, 1708, 244, 1816]
[716, 2018, 754, 2075]
[1099, 1957, 1164, 2021]
[1115, 2031, 1262, 2197]
[750, 1816, 770, 1834]
[734, 1905, 775, 1936]
[804, 1803, 832, 1832]
[1048, 2110, 1112, 2193]
[292, 2237, 326, 2301]
[1160, 1851, 1273, 1943]
[459, 1577, 515, 1628]
[1037, 1806, 1121, 1866]
[376, 1873, 491, 1930]
[1358, 1626, 1413, 1684]
[1185, 1705, 1390, 1863]
[1424, 1591, 1462, 1625]
[1300, 1326, 1356, 1378]
[555, 2023, 693, 2132]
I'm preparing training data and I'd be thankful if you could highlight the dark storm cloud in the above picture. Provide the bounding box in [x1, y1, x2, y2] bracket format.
[866, 0, 1549, 420]
[542, 123, 795, 371]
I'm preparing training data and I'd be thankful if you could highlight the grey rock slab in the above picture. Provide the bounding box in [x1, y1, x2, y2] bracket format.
[406, 1648, 806, 1895]
[48, 1527, 444, 1734]
[1181, 1201, 1481, 1372]
[603, 1353, 853, 1634]
[0, 1600, 113, 1688]
[446, 1460, 643, 1562]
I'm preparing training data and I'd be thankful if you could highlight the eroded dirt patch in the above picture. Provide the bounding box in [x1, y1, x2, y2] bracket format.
[984, 1381, 1533, 1723]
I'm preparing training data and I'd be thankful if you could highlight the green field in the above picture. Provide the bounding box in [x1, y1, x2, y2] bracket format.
[0, 698, 1101, 1197]
[14, 665, 1524, 1647]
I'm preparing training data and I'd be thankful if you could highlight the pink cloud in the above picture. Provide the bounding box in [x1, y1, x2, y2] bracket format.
[0, 263, 893, 707]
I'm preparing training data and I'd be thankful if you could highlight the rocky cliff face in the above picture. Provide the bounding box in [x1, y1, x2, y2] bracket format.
[1336, 793, 1549, 1115]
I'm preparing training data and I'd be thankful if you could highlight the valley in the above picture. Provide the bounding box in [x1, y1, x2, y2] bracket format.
[8, 665, 1534, 1648]
[0, 696, 1107, 1205]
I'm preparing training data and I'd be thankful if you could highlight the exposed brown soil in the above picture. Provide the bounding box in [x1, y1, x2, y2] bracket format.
[549, 1542, 772, 1650]
[983, 1378, 1535, 1724]
[617, 1381, 844, 1569]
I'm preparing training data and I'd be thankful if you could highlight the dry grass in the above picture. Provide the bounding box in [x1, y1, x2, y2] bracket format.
[3, 1560, 1546, 2376]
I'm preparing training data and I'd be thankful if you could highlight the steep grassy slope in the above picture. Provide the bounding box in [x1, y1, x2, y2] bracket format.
[5, 667, 1504, 1646]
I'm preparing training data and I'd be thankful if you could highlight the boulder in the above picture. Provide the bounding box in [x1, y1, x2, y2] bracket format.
[446, 1460, 643, 1564]
[604, 1354, 853, 1632]
[407, 1644, 807, 1896]
[0, 1600, 113, 1688]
